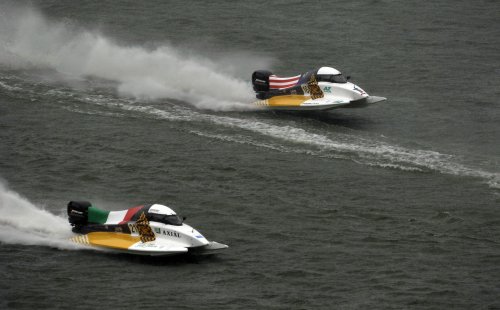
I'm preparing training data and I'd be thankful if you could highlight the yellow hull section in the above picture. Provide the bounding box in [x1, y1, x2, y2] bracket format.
[255, 95, 310, 107]
[71, 232, 140, 250]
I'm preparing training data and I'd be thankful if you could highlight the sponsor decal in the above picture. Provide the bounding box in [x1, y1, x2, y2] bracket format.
[254, 100, 269, 106]
[135, 212, 156, 243]
[301, 75, 324, 100]
[71, 235, 90, 245]
[353, 86, 366, 95]
[128, 223, 138, 234]
[159, 229, 180, 238]
[114, 226, 123, 233]
[150, 226, 181, 238]
[323, 86, 331, 93]
[135, 243, 158, 248]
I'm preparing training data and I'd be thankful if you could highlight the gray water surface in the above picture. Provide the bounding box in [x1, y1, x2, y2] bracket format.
[0, 1, 499, 309]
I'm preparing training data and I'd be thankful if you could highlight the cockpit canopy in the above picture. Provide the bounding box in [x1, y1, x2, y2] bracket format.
[316, 74, 348, 83]
[148, 213, 184, 226]
[147, 204, 183, 226]
[316, 66, 348, 84]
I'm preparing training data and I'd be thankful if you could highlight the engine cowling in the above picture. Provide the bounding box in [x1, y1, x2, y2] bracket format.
[67, 201, 91, 226]
[251, 70, 273, 92]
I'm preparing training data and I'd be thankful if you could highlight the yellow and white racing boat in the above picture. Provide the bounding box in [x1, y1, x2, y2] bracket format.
[252, 66, 386, 111]
[68, 201, 228, 256]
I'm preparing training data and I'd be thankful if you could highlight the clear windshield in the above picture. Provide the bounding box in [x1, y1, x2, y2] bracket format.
[317, 74, 347, 83]
[148, 213, 183, 226]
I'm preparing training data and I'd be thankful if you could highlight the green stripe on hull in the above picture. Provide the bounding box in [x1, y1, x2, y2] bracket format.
[88, 207, 110, 224]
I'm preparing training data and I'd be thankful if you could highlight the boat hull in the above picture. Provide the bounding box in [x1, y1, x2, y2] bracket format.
[254, 95, 386, 111]
[71, 232, 228, 256]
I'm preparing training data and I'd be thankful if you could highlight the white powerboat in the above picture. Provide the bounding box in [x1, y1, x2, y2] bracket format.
[251, 66, 386, 110]
[68, 201, 228, 256]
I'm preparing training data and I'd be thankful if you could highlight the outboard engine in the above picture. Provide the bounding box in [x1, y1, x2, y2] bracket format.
[67, 201, 91, 226]
[252, 70, 273, 93]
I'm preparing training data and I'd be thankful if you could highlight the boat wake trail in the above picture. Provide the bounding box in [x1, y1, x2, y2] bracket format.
[191, 113, 500, 190]
[0, 5, 497, 191]
[0, 4, 267, 110]
[1, 71, 498, 190]
[71, 93, 500, 190]
[0, 181, 77, 250]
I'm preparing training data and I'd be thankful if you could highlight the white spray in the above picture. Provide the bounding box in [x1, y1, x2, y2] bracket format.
[0, 5, 269, 110]
[0, 181, 77, 249]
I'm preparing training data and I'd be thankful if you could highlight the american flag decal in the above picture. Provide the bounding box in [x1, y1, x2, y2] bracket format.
[269, 75, 301, 89]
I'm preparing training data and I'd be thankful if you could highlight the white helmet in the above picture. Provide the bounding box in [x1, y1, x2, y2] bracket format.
[317, 66, 341, 75]
[148, 204, 176, 215]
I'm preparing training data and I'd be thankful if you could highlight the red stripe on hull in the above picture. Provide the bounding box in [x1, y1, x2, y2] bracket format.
[269, 83, 299, 89]
[269, 75, 300, 89]
[119, 205, 144, 224]
[269, 76, 300, 83]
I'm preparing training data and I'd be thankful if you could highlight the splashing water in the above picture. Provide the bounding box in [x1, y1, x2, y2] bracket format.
[0, 181, 77, 249]
[0, 4, 268, 110]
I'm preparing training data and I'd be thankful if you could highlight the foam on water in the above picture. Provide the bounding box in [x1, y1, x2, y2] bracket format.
[200, 114, 500, 188]
[0, 5, 497, 190]
[0, 81, 22, 91]
[1, 73, 498, 189]
[80, 94, 500, 189]
[0, 181, 80, 250]
[0, 4, 268, 111]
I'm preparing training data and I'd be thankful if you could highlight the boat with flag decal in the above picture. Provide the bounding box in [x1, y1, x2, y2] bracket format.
[67, 201, 228, 256]
[251, 66, 386, 111]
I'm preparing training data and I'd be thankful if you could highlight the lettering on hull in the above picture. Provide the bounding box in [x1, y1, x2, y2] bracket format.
[154, 227, 181, 238]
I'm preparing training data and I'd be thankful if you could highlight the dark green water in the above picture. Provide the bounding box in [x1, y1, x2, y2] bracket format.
[0, 1, 499, 309]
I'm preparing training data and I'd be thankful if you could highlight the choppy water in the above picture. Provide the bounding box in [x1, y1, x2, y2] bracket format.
[1, 0, 499, 309]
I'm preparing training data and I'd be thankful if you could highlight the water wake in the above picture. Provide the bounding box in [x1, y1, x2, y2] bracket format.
[179, 112, 500, 189]
[0, 181, 77, 250]
[0, 5, 497, 190]
[78, 94, 500, 189]
[0, 4, 267, 110]
[1, 73, 498, 190]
